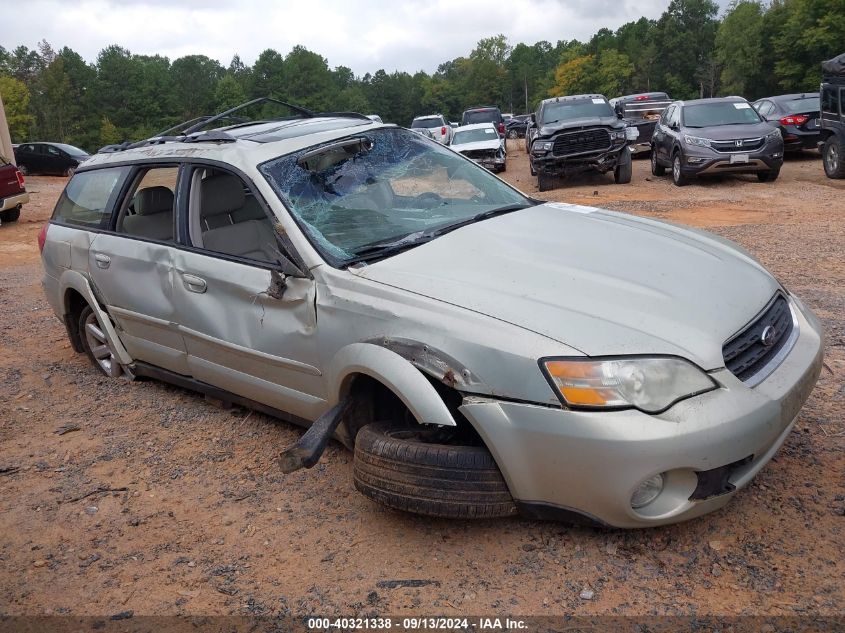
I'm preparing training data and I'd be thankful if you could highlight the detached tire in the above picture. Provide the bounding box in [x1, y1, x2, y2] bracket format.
[353, 423, 517, 519]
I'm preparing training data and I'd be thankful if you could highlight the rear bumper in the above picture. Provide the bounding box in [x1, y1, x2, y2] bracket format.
[459, 295, 823, 528]
[0, 191, 29, 212]
[781, 126, 822, 151]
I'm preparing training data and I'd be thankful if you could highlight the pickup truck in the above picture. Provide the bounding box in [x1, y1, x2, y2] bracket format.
[0, 156, 29, 224]
[609, 92, 672, 155]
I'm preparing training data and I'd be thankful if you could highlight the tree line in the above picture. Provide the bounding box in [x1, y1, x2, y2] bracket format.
[1, 0, 842, 153]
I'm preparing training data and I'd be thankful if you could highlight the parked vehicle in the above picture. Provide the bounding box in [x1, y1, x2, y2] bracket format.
[610, 92, 672, 155]
[449, 123, 506, 172]
[505, 114, 530, 139]
[14, 142, 90, 176]
[410, 127, 436, 140]
[410, 114, 452, 145]
[0, 155, 29, 224]
[461, 106, 506, 137]
[651, 97, 784, 186]
[366, 114, 383, 123]
[820, 53, 845, 178]
[39, 97, 822, 528]
[528, 94, 634, 191]
[752, 93, 821, 152]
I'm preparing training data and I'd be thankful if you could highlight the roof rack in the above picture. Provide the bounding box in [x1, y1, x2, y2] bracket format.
[98, 97, 373, 154]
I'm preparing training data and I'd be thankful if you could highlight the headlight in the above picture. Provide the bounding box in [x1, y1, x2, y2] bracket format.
[610, 130, 626, 141]
[533, 140, 553, 152]
[540, 356, 717, 413]
[683, 134, 712, 148]
[765, 129, 782, 142]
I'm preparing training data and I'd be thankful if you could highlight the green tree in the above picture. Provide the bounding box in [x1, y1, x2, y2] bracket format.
[170, 55, 223, 119]
[0, 76, 35, 140]
[716, 1, 765, 97]
[214, 74, 247, 111]
[99, 116, 120, 146]
[548, 55, 595, 96]
[773, 0, 845, 90]
[653, 0, 720, 98]
[595, 49, 635, 96]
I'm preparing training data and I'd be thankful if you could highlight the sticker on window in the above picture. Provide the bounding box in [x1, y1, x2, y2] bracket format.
[485, 129, 495, 134]
[592, 98, 605, 104]
[733, 103, 751, 109]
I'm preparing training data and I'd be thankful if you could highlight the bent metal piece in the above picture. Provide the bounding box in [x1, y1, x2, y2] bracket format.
[278, 398, 354, 474]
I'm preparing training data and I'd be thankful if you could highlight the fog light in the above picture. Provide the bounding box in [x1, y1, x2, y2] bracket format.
[687, 157, 705, 164]
[631, 473, 665, 509]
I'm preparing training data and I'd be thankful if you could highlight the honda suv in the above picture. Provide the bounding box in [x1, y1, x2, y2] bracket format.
[651, 97, 784, 186]
[38, 98, 822, 528]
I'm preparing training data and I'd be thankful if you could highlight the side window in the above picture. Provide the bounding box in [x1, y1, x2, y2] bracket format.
[188, 167, 281, 265]
[115, 167, 179, 243]
[755, 101, 773, 117]
[660, 105, 674, 125]
[821, 87, 837, 115]
[46, 145, 61, 157]
[52, 167, 131, 229]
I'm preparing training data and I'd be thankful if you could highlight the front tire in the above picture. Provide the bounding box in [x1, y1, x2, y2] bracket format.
[614, 156, 632, 184]
[353, 423, 517, 519]
[823, 138, 845, 179]
[757, 168, 780, 182]
[651, 149, 666, 176]
[672, 152, 689, 186]
[537, 171, 556, 191]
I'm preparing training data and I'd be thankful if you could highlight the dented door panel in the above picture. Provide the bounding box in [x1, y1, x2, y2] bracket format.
[170, 248, 325, 421]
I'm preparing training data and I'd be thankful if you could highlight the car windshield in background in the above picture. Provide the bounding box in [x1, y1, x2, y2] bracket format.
[782, 97, 820, 112]
[411, 119, 442, 129]
[452, 128, 498, 144]
[464, 111, 498, 124]
[54, 143, 89, 157]
[260, 128, 528, 265]
[683, 102, 762, 127]
[542, 99, 614, 123]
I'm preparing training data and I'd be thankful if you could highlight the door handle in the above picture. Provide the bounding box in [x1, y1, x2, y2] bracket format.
[182, 274, 207, 293]
[94, 253, 111, 269]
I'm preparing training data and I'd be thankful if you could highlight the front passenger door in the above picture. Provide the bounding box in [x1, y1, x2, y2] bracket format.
[171, 165, 325, 421]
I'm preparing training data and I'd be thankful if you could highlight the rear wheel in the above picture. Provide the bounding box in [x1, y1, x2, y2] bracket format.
[18, 164, 28, 176]
[651, 149, 666, 176]
[353, 422, 517, 519]
[823, 138, 845, 179]
[757, 168, 780, 182]
[0, 206, 21, 223]
[672, 152, 689, 186]
[507, 129, 518, 139]
[64, 166, 76, 178]
[79, 305, 127, 379]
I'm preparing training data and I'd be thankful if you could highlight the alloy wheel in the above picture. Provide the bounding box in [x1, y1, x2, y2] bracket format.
[83, 312, 123, 378]
[828, 145, 839, 174]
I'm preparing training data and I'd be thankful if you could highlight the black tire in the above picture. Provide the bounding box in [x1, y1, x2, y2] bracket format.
[651, 149, 666, 176]
[757, 168, 780, 182]
[529, 159, 537, 176]
[823, 137, 845, 179]
[537, 172, 556, 192]
[64, 166, 76, 178]
[507, 129, 518, 139]
[0, 206, 21, 223]
[672, 152, 689, 186]
[353, 423, 517, 519]
[18, 164, 28, 176]
[614, 157, 632, 184]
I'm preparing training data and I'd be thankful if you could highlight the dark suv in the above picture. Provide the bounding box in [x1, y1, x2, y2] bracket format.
[528, 94, 632, 191]
[461, 106, 505, 137]
[820, 53, 845, 179]
[650, 97, 784, 186]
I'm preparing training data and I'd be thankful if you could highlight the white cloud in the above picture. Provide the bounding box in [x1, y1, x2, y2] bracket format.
[7, 0, 722, 75]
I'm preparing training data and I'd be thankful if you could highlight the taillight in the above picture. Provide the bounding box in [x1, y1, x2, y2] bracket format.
[780, 115, 808, 126]
[38, 223, 48, 253]
[498, 122, 505, 134]
[15, 170, 25, 189]
[441, 126, 446, 136]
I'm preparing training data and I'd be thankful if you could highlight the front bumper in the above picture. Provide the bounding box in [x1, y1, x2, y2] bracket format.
[533, 145, 626, 176]
[680, 142, 784, 176]
[0, 191, 29, 212]
[459, 296, 823, 528]
[463, 154, 506, 171]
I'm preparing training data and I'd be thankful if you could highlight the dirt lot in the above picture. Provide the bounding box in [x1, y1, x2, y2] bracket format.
[1, 146, 843, 620]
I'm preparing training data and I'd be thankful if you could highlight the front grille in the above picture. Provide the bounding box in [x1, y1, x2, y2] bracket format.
[552, 129, 610, 156]
[711, 137, 764, 153]
[722, 294, 794, 382]
[462, 149, 496, 160]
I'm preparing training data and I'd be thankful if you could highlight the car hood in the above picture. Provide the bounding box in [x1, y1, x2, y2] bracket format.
[451, 140, 501, 152]
[684, 122, 775, 140]
[538, 116, 622, 137]
[356, 203, 780, 369]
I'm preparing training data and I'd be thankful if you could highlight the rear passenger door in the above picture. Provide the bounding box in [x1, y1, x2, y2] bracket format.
[88, 165, 190, 375]
[170, 165, 324, 421]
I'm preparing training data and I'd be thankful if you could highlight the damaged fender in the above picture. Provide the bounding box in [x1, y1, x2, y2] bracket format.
[59, 269, 133, 365]
[328, 343, 456, 427]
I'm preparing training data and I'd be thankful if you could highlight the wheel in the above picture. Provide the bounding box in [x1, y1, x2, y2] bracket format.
[529, 159, 537, 176]
[614, 156, 632, 184]
[498, 163, 507, 173]
[79, 305, 126, 378]
[672, 152, 689, 186]
[537, 172, 556, 192]
[757, 168, 780, 182]
[0, 206, 21, 223]
[823, 138, 845, 179]
[651, 149, 666, 176]
[64, 166, 76, 177]
[507, 129, 517, 139]
[353, 422, 517, 519]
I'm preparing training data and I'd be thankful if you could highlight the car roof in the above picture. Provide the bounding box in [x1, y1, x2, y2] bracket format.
[613, 92, 670, 102]
[455, 123, 497, 131]
[767, 93, 820, 101]
[675, 96, 747, 107]
[541, 94, 607, 104]
[463, 106, 500, 112]
[412, 114, 443, 120]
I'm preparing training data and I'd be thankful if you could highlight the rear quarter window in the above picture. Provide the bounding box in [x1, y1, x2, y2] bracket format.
[52, 166, 131, 229]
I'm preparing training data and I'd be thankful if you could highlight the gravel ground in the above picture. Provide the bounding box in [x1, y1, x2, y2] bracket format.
[0, 154, 843, 621]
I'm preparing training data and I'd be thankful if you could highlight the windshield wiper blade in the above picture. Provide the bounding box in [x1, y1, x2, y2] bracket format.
[426, 202, 534, 238]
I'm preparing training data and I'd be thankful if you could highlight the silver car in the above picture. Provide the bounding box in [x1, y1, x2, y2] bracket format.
[38, 105, 823, 528]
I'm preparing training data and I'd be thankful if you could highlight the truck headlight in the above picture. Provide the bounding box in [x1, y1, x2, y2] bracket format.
[533, 141, 553, 153]
[540, 356, 717, 413]
[683, 134, 712, 148]
[610, 130, 626, 142]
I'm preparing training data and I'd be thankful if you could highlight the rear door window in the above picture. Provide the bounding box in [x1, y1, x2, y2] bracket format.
[115, 166, 179, 243]
[52, 167, 131, 229]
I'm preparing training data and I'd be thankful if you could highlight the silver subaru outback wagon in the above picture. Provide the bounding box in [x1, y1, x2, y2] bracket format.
[39, 100, 823, 528]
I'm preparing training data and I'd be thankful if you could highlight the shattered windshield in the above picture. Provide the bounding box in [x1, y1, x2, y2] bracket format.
[259, 128, 528, 266]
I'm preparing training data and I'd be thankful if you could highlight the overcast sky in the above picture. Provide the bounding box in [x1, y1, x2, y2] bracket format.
[7, 0, 729, 76]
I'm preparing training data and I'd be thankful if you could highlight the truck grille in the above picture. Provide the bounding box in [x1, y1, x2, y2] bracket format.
[711, 137, 764, 153]
[722, 294, 794, 383]
[552, 129, 610, 156]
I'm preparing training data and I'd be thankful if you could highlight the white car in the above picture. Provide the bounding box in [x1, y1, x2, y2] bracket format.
[450, 123, 507, 172]
[410, 114, 453, 145]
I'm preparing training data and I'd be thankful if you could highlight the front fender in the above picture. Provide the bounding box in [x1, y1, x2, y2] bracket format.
[59, 269, 133, 365]
[328, 343, 456, 427]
